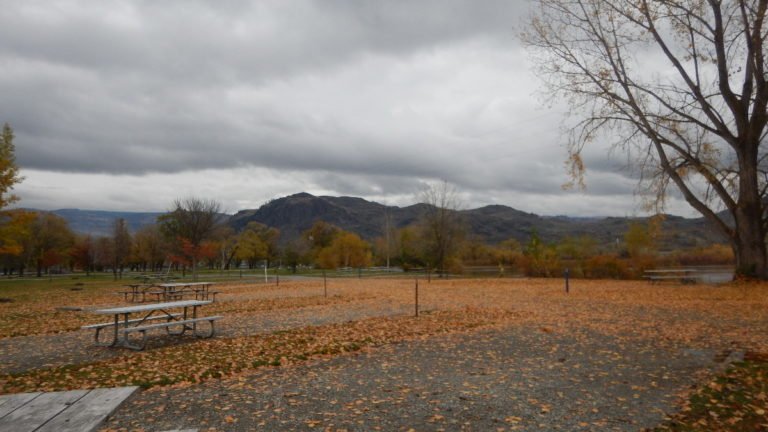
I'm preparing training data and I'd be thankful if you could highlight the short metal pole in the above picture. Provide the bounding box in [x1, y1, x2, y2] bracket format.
[415, 278, 419, 317]
[276, 267, 280, 286]
[564, 268, 570, 294]
[323, 270, 327, 298]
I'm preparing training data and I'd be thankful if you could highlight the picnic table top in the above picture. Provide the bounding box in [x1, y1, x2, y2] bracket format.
[156, 282, 214, 288]
[91, 300, 212, 315]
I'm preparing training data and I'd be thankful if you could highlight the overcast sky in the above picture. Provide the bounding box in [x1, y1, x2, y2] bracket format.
[0, 0, 697, 217]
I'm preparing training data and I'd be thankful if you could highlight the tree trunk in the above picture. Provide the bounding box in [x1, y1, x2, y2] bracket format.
[731, 145, 768, 279]
[733, 206, 767, 278]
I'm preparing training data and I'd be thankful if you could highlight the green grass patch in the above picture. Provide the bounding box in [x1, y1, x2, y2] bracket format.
[653, 352, 768, 431]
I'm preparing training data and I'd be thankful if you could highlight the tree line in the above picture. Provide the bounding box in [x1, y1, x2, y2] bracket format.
[0, 123, 737, 280]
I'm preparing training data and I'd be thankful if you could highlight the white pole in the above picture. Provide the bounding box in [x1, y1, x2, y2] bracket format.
[264, 260, 268, 283]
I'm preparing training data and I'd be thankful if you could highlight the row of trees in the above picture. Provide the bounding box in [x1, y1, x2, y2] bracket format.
[0, 197, 734, 280]
[0, 121, 738, 280]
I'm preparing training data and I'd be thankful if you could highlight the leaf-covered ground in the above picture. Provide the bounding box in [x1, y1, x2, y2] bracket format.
[1, 277, 767, 430]
[0, 308, 512, 393]
[652, 352, 768, 432]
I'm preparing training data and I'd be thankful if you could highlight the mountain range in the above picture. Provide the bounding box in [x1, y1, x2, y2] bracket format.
[46, 192, 726, 250]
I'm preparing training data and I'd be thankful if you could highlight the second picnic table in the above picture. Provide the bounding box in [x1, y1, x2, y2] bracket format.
[152, 282, 218, 302]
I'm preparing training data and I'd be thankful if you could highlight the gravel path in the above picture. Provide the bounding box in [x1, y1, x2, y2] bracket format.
[103, 324, 731, 431]
[0, 298, 413, 374]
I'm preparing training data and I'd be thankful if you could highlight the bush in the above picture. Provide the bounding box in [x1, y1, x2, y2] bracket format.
[583, 255, 631, 279]
[675, 244, 734, 266]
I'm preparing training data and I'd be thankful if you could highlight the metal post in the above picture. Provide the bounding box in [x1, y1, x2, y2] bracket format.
[564, 268, 570, 294]
[323, 270, 327, 298]
[276, 266, 279, 286]
[415, 278, 419, 317]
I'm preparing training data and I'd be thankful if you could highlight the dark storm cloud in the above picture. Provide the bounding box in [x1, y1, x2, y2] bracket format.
[0, 0, 531, 173]
[2, 0, 657, 216]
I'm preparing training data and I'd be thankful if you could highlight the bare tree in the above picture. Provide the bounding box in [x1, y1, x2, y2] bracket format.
[523, 0, 768, 278]
[158, 197, 222, 280]
[419, 181, 465, 276]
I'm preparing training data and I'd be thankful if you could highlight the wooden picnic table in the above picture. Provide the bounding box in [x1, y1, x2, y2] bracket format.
[117, 283, 155, 302]
[83, 300, 221, 350]
[154, 282, 217, 301]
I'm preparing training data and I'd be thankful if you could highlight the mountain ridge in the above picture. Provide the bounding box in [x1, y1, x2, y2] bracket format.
[34, 192, 725, 249]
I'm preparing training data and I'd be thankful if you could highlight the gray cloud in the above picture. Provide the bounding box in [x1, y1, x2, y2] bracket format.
[0, 1, 694, 217]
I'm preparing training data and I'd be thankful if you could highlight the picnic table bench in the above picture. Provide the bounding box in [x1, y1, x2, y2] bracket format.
[82, 300, 221, 350]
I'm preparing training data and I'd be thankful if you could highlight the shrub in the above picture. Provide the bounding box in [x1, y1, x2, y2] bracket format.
[583, 255, 630, 279]
[675, 244, 734, 266]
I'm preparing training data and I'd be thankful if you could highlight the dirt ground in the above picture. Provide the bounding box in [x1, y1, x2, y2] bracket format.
[1, 277, 766, 431]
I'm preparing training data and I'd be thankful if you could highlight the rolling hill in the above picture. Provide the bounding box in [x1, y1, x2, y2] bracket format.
[42, 192, 726, 250]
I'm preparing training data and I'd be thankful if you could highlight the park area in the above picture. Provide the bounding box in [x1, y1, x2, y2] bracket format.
[0, 275, 767, 431]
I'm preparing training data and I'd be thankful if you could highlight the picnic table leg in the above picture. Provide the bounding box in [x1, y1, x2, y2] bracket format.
[121, 312, 131, 347]
[193, 305, 198, 334]
[111, 314, 119, 346]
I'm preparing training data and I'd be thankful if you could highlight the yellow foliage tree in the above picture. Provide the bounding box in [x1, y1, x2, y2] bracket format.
[0, 123, 30, 257]
[316, 232, 372, 269]
[0, 123, 21, 209]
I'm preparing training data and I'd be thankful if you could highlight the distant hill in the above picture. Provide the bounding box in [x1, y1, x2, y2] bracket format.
[228, 192, 425, 242]
[42, 193, 726, 250]
[229, 192, 726, 250]
[49, 209, 164, 237]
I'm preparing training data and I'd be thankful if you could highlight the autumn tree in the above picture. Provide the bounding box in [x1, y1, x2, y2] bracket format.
[235, 223, 269, 269]
[316, 231, 372, 269]
[215, 226, 239, 271]
[624, 222, 656, 259]
[396, 225, 425, 269]
[302, 221, 342, 263]
[524, 230, 560, 277]
[0, 123, 32, 260]
[132, 224, 167, 272]
[0, 123, 21, 210]
[282, 237, 311, 273]
[92, 236, 114, 272]
[25, 212, 75, 277]
[111, 218, 132, 280]
[70, 235, 94, 275]
[418, 181, 465, 275]
[524, 1, 768, 278]
[231, 222, 280, 269]
[158, 197, 222, 280]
